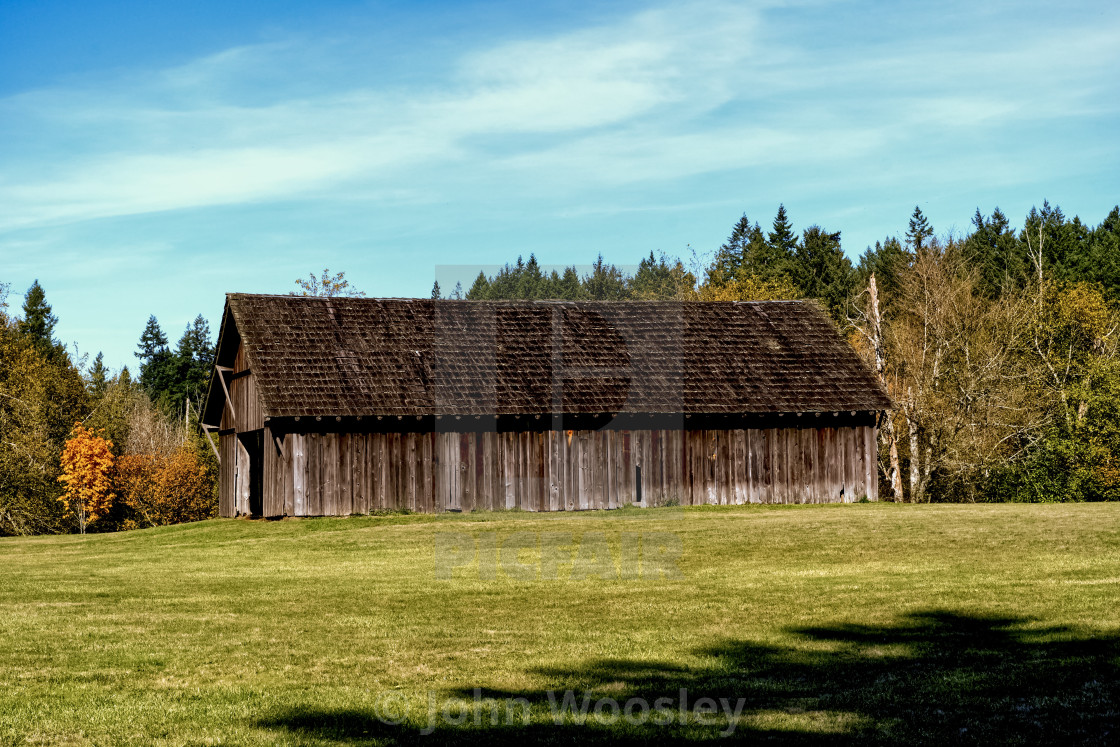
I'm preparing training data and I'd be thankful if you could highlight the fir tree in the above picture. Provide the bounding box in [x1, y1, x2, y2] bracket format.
[466, 272, 490, 300]
[87, 352, 109, 399]
[856, 237, 908, 309]
[792, 226, 855, 323]
[743, 204, 798, 284]
[710, 214, 764, 281]
[906, 206, 934, 251]
[18, 280, 60, 354]
[583, 255, 628, 300]
[967, 207, 1026, 297]
[555, 267, 583, 300]
[165, 316, 214, 413]
[135, 315, 174, 401]
[767, 204, 799, 257]
[430, 281, 441, 300]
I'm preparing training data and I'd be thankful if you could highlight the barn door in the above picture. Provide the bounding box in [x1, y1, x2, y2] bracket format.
[236, 430, 264, 516]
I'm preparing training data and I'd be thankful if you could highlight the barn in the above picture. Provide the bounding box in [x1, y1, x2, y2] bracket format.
[201, 294, 891, 517]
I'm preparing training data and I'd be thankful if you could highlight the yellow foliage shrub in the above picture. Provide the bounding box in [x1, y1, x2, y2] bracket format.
[114, 448, 216, 529]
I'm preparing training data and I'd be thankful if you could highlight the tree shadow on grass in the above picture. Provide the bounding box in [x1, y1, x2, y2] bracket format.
[256, 610, 1120, 744]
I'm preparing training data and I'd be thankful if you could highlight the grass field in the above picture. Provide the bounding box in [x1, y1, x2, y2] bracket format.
[2, 503, 1119, 745]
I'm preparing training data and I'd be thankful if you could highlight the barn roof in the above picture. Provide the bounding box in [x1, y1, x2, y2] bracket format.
[203, 294, 891, 424]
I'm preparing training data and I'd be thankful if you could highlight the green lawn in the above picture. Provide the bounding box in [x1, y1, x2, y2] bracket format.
[2, 503, 1119, 745]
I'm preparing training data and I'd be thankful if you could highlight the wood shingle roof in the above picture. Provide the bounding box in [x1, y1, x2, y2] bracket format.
[206, 294, 891, 422]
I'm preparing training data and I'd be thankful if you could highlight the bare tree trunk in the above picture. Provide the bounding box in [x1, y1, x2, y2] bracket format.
[869, 275, 905, 502]
[906, 388, 921, 501]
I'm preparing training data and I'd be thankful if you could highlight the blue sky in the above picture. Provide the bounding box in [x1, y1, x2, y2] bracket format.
[1, 0, 1117, 371]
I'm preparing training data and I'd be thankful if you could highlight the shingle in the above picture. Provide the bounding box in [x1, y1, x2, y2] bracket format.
[216, 295, 892, 418]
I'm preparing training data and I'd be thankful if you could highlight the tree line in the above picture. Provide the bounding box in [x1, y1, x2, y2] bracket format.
[3, 200, 1118, 535]
[452, 201, 1120, 503]
[0, 283, 217, 535]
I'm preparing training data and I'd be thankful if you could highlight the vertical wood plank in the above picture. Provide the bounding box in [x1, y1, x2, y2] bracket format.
[865, 425, 878, 501]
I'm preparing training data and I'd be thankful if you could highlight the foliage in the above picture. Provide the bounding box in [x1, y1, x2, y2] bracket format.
[628, 252, 696, 300]
[906, 206, 934, 251]
[292, 268, 365, 297]
[17, 280, 64, 359]
[697, 269, 800, 302]
[791, 226, 856, 323]
[114, 447, 216, 529]
[465, 253, 692, 301]
[136, 314, 174, 396]
[0, 304, 86, 535]
[134, 314, 214, 416]
[57, 423, 115, 533]
[87, 352, 110, 400]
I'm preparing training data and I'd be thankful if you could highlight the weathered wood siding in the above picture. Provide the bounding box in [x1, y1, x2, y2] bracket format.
[225, 344, 264, 433]
[254, 426, 877, 517]
[219, 433, 236, 518]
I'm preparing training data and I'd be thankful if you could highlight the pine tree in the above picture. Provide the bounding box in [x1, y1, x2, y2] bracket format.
[466, 272, 490, 300]
[710, 214, 763, 282]
[1084, 206, 1120, 298]
[430, 281, 441, 300]
[767, 205, 799, 257]
[741, 204, 798, 284]
[18, 280, 60, 354]
[583, 255, 628, 300]
[164, 316, 214, 413]
[906, 206, 934, 251]
[519, 255, 545, 299]
[967, 207, 1026, 297]
[792, 226, 855, 323]
[555, 267, 583, 300]
[87, 352, 109, 399]
[135, 316, 174, 402]
[856, 237, 908, 308]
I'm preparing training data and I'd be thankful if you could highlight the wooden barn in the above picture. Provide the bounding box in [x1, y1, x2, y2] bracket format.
[201, 295, 891, 518]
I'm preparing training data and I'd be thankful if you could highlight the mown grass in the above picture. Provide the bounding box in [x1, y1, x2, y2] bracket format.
[2, 503, 1119, 745]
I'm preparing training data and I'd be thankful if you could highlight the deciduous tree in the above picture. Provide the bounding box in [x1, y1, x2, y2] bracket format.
[57, 423, 114, 533]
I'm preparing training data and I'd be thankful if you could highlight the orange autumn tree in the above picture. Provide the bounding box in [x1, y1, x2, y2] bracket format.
[57, 423, 115, 534]
[114, 448, 215, 529]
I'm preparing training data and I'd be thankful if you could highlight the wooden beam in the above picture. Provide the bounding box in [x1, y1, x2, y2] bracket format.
[215, 365, 237, 428]
[200, 425, 221, 463]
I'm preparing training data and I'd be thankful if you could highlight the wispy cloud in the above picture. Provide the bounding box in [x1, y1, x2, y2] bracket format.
[0, 0, 1116, 233]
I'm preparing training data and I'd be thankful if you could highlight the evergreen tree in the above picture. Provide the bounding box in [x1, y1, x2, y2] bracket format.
[87, 352, 109, 399]
[430, 280, 441, 300]
[792, 226, 855, 323]
[135, 316, 174, 402]
[17, 280, 60, 355]
[856, 237, 909, 308]
[583, 255, 629, 300]
[555, 267, 583, 300]
[747, 204, 798, 283]
[1084, 206, 1120, 299]
[450, 282, 464, 300]
[709, 214, 764, 282]
[967, 207, 1027, 297]
[466, 272, 491, 300]
[630, 251, 695, 300]
[906, 206, 934, 250]
[166, 316, 214, 413]
[767, 205, 799, 255]
[1020, 201, 1083, 284]
[518, 255, 546, 299]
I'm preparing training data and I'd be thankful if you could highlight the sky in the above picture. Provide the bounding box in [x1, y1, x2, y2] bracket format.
[1, 0, 1117, 371]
